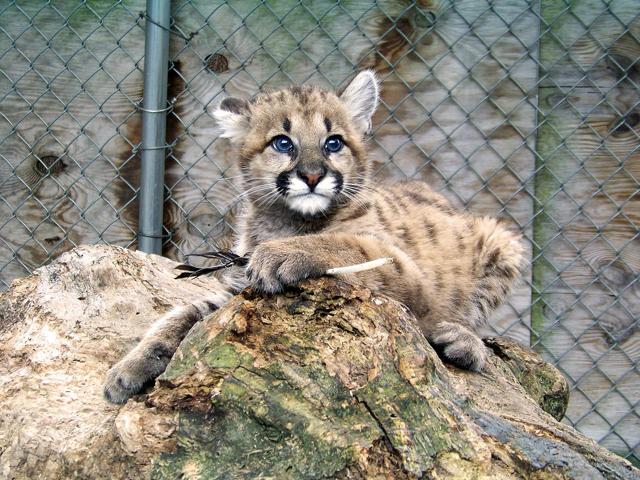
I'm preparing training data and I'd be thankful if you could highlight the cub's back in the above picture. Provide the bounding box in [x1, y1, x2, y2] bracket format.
[332, 180, 477, 273]
[329, 180, 523, 325]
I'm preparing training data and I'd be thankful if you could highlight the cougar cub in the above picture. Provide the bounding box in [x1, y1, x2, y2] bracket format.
[104, 71, 524, 404]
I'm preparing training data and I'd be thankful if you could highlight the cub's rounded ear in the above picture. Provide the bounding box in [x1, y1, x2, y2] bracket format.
[339, 70, 379, 135]
[213, 97, 250, 143]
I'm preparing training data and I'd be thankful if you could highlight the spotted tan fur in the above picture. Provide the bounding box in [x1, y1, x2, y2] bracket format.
[104, 71, 524, 404]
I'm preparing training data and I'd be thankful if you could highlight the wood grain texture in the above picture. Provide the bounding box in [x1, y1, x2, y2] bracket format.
[534, 0, 640, 461]
[0, 1, 146, 288]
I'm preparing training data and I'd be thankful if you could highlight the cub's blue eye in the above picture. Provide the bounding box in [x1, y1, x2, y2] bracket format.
[271, 135, 294, 153]
[324, 136, 343, 153]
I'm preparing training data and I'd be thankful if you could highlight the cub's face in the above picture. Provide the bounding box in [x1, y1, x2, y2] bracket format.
[214, 71, 379, 217]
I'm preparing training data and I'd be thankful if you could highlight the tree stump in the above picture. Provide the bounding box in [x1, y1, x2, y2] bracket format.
[0, 245, 636, 479]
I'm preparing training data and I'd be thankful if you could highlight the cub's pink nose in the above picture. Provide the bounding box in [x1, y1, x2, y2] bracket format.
[298, 172, 323, 189]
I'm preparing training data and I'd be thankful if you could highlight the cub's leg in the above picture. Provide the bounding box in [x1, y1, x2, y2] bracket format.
[469, 217, 525, 329]
[104, 298, 221, 404]
[246, 232, 412, 294]
[424, 218, 525, 372]
[104, 269, 244, 404]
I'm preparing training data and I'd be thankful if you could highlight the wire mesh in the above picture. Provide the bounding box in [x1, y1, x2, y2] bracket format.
[0, 0, 638, 465]
[0, 0, 145, 286]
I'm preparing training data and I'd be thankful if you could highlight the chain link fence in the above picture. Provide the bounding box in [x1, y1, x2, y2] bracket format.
[0, 0, 638, 465]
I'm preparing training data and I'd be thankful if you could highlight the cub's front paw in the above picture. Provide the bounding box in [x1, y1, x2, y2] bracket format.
[247, 242, 326, 294]
[430, 323, 488, 372]
[103, 343, 172, 404]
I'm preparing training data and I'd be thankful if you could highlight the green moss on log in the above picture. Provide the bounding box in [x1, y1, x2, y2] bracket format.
[485, 337, 569, 421]
[149, 280, 484, 478]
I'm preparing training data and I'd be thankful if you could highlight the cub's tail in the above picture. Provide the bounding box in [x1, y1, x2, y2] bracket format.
[470, 217, 526, 323]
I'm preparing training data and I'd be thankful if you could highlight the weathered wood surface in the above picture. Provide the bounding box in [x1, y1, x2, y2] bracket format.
[0, 1, 147, 288]
[1, 244, 638, 479]
[534, 0, 640, 460]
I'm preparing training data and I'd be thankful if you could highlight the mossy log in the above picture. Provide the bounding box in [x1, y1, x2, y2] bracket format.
[0, 245, 636, 479]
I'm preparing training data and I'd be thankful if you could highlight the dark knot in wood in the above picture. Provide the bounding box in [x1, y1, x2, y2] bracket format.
[205, 53, 229, 74]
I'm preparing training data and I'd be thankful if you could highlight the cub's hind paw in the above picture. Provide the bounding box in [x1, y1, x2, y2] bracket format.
[103, 343, 173, 404]
[430, 323, 488, 372]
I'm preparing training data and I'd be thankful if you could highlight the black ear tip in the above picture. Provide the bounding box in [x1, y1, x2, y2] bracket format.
[220, 97, 248, 114]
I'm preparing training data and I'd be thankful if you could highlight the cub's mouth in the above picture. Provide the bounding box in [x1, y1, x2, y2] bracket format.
[278, 170, 343, 216]
[286, 192, 332, 216]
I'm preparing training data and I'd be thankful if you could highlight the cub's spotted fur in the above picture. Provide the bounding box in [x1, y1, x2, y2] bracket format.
[104, 71, 524, 404]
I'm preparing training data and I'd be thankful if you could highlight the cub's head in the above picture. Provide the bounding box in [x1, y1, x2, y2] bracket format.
[214, 71, 379, 217]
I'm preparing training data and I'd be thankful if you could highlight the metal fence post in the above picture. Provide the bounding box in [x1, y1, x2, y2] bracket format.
[138, 0, 171, 254]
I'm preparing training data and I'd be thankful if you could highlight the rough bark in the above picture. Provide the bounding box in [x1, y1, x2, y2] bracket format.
[0, 245, 636, 479]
